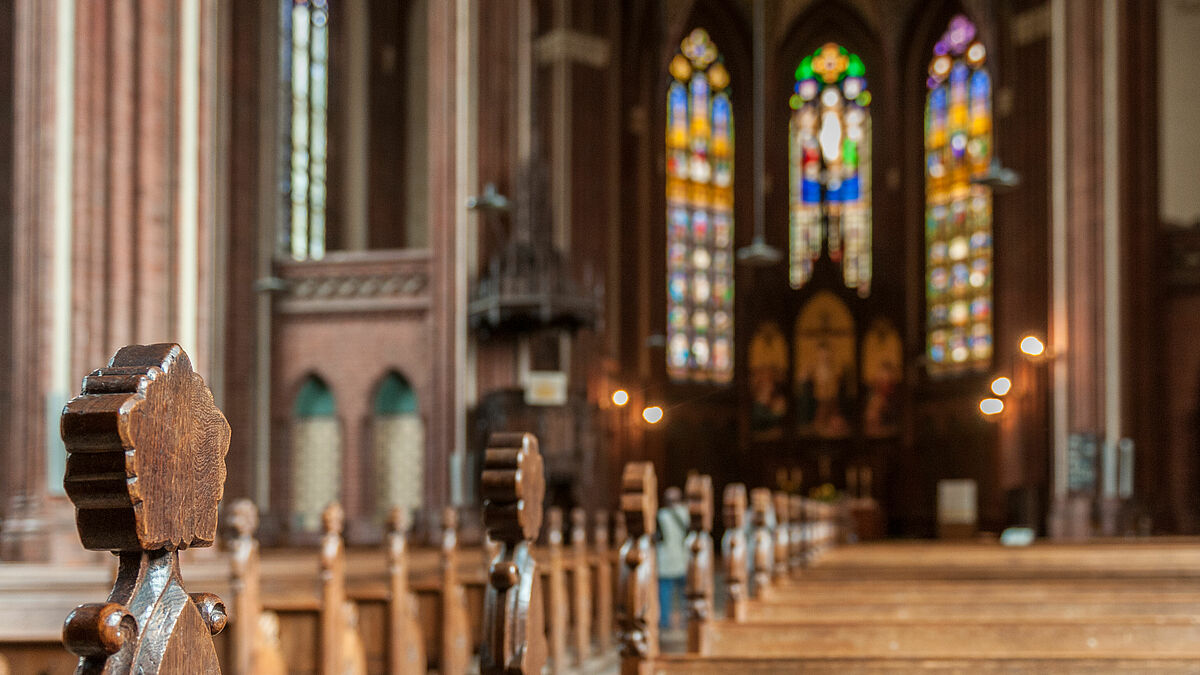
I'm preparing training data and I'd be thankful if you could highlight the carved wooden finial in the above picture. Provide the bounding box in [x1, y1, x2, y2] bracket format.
[480, 432, 547, 675]
[773, 491, 791, 579]
[386, 506, 425, 674]
[684, 474, 715, 654]
[620, 462, 658, 539]
[229, 498, 259, 540]
[617, 462, 660, 668]
[723, 483, 747, 530]
[750, 488, 775, 598]
[788, 495, 804, 569]
[686, 474, 713, 534]
[720, 483, 748, 622]
[320, 501, 347, 675]
[60, 344, 230, 673]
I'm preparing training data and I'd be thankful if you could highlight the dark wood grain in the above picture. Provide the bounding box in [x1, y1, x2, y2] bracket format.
[616, 462, 658, 675]
[60, 344, 229, 674]
[480, 432, 546, 675]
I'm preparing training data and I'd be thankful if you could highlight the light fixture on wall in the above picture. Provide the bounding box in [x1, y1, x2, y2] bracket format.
[611, 389, 629, 407]
[980, 397, 1005, 415]
[735, 0, 782, 268]
[642, 406, 664, 424]
[990, 376, 1012, 396]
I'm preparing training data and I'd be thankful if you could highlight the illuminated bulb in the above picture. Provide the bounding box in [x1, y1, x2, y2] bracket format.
[612, 389, 629, 406]
[642, 406, 664, 424]
[1020, 336, 1045, 357]
[991, 377, 1012, 396]
[979, 398, 1004, 415]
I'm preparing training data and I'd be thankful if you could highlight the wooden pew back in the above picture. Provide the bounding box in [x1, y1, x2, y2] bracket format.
[60, 344, 230, 674]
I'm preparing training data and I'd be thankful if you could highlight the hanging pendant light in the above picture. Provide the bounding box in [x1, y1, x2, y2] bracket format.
[737, 0, 782, 267]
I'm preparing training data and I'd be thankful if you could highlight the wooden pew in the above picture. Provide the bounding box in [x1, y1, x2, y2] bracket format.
[545, 507, 568, 674]
[683, 474, 714, 654]
[479, 431, 547, 675]
[748, 488, 774, 599]
[259, 502, 368, 675]
[569, 507, 592, 665]
[436, 507, 472, 675]
[719, 484, 748, 622]
[592, 510, 614, 652]
[225, 498, 287, 675]
[59, 343, 232, 673]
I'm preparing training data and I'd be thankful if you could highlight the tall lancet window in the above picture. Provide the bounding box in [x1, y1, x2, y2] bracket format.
[282, 0, 330, 260]
[924, 14, 993, 375]
[666, 28, 735, 384]
[789, 43, 872, 295]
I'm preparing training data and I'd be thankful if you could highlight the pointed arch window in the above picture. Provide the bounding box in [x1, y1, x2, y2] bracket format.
[789, 43, 872, 295]
[292, 375, 340, 531]
[924, 15, 993, 375]
[666, 28, 734, 384]
[282, 0, 330, 260]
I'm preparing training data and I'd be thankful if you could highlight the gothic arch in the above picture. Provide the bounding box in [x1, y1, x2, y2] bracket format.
[369, 370, 424, 520]
[290, 373, 342, 533]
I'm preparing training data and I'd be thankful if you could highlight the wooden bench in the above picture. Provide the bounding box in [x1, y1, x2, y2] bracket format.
[615, 462, 1200, 673]
[58, 343, 233, 673]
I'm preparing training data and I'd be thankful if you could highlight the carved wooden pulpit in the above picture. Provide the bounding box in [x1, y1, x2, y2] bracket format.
[479, 432, 547, 675]
[60, 344, 230, 673]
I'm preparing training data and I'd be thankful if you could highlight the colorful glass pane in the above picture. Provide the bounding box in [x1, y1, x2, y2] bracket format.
[789, 43, 872, 296]
[667, 28, 734, 384]
[925, 14, 992, 375]
[285, 0, 330, 260]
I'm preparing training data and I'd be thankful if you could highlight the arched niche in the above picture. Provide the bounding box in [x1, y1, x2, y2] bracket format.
[291, 374, 341, 532]
[371, 371, 423, 520]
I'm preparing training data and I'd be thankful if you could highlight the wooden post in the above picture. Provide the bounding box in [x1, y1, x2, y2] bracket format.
[612, 510, 628, 614]
[593, 510, 613, 651]
[546, 507, 568, 674]
[386, 508, 425, 674]
[617, 462, 659, 675]
[571, 507, 592, 665]
[440, 506, 471, 675]
[721, 484, 748, 622]
[750, 488, 775, 599]
[60, 344, 230, 674]
[228, 499, 260, 675]
[684, 474, 714, 655]
[227, 498, 285, 674]
[773, 491, 791, 580]
[788, 495, 804, 571]
[479, 432, 547, 675]
[320, 503, 347, 675]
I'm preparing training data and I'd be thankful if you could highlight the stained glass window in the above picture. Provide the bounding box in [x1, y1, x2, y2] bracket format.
[666, 28, 734, 384]
[282, 0, 330, 260]
[789, 43, 872, 295]
[924, 15, 992, 375]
